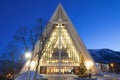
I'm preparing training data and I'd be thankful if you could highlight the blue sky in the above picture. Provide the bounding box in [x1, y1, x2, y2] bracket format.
[0, 0, 120, 53]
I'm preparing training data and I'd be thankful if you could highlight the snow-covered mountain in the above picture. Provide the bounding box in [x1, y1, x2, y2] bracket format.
[89, 49, 120, 63]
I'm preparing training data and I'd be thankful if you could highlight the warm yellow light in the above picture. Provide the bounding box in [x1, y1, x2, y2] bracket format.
[40, 59, 43, 62]
[56, 25, 59, 28]
[85, 61, 93, 69]
[40, 25, 80, 64]
[43, 53, 45, 56]
[85, 62, 90, 68]
[110, 63, 114, 67]
[6, 73, 11, 78]
[25, 52, 31, 58]
[90, 61, 93, 66]
[66, 60, 68, 63]
[50, 54, 52, 58]
[61, 25, 64, 28]
[59, 46, 62, 49]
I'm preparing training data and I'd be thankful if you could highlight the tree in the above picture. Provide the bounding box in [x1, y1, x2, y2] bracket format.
[33, 19, 54, 80]
[0, 41, 24, 79]
[14, 26, 29, 52]
[29, 18, 47, 59]
[12, 18, 53, 80]
[33, 19, 48, 80]
[13, 18, 48, 80]
[0, 52, 10, 76]
[79, 56, 87, 76]
[5, 41, 20, 79]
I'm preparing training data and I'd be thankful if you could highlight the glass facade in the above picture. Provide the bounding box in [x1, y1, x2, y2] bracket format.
[40, 24, 80, 74]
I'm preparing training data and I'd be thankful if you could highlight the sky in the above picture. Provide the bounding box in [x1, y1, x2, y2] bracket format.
[0, 0, 120, 54]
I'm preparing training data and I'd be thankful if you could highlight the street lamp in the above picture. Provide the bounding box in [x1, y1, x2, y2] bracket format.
[85, 61, 93, 78]
[25, 52, 31, 59]
[110, 63, 114, 67]
[110, 63, 114, 78]
[85, 61, 93, 70]
[25, 51, 31, 80]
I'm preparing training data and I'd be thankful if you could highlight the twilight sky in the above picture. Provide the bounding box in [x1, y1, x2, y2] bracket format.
[0, 0, 120, 53]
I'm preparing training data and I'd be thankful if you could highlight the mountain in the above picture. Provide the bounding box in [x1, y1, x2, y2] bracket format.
[89, 49, 120, 63]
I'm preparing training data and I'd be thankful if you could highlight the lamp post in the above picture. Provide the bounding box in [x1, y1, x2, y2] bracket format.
[25, 52, 31, 80]
[110, 63, 114, 78]
[85, 61, 93, 78]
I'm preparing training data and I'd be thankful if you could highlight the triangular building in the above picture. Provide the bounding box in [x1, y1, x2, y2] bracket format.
[20, 3, 97, 74]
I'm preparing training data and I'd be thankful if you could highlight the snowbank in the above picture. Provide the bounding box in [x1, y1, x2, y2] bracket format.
[15, 71, 44, 80]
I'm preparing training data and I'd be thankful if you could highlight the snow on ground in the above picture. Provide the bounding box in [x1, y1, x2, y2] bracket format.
[43, 74, 77, 80]
[15, 72, 120, 80]
[96, 72, 120, 80]
[15, 71, 44, 80]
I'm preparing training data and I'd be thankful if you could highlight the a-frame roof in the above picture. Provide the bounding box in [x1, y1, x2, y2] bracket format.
[20, 3, 98, 75]
[49, 3, 97, 74]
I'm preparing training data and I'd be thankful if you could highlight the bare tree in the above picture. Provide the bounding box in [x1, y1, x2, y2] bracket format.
[33, 20, 54, 80]
[6, 41, 20, 79]
[29, 18, 47, 80]
[13, 19, 47, 59]
[13, 18, 48, 80]
[0, 40, 25, 79]
[13, 18, 52, 80]
[33, 35, 46, 80]
[29, 18, 46, 59]
[0, 52, 8, 76]
[14, 26, 29, 51]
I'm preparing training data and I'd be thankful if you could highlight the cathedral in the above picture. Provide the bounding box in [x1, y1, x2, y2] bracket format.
[20, 3, 97, 75]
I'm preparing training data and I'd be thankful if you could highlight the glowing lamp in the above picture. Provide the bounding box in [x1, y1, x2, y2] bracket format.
[85, 61, 93, 70]
[25, 52, 31, 58]
[110, 63, 114, 67]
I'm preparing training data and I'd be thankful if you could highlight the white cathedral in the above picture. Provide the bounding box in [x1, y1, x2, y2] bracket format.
[20, 3, 98, 75]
